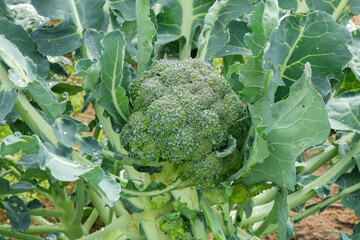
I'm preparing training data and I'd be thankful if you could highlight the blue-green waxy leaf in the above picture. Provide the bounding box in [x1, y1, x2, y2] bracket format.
[136, 0, 156, 75]
[109, 0, 136, 21]
[27, 80, 67, 119]
[156, 0, 215, 59]
[96, 30, 129, 126]
[278, 0, 309, 12]
[39, 143, 90, 181]
[0, 0, 12, 19]
[3, 196, 31, 232]
[244, 64, 330, 190]
[75, 135, 102, 156]
[31, 0, 109, 56]
[215, 136, 237, 158]
[84, 29, 105, 61]
[244, 0, 279, 56]
[337, 167, 360, 211]
[0, 35, 37, 87]
[326, 91, 360, 132]
[26, 199, 42, 209]
[306, 0, 360, 22]
[0, 132, 39, 156]
[9, 181, 36, 194]
[75, 59, 101, 93]
[0, 88, 18, 123]
[263, 11, 352, 97]
[228, 131, 269, 181]
[0, 18, 49, 79]
[0, 178, 10, 194]
[82, 167, 121, 206]
[227, 54, 266, 103]
[53, 117, 77, 147]
[348, 30, 360, 81]
[197, 0, 254, 60]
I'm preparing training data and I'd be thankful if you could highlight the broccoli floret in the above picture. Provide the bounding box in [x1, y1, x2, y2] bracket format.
[120, 59, 246, 189]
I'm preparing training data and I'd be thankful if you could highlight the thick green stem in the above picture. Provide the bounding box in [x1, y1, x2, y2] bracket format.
[101, 148, 143, 166]
[260, 182, 360, 238]
[0, 224, 65, 235]
[81, 214, 141, 240]
[220, 203, 236, 236]
[85, 185, 111, 225]
[83, 208, 99, 233]
[298, 133, 354, 176]
[92, 100, 126, 154]
[28, 209, 63, 218]
[241, 140, 360, 225]
[0, 228, 42, 240]
[199, 194, 226, 240]
[122, 178, 183, 197]
[14, 93, 59, 145]
[236, 227, 260, 240]
[72, 178, 85, 225]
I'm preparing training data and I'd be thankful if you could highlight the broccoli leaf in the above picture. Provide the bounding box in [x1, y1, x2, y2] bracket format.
[326, 91, 360, 132]
[96, 30, 130, 126]
[263, 11, 352, 97]
[136, 0, 156, 75]
[244, 63, 330, 190]
[31, 0, 109, 55]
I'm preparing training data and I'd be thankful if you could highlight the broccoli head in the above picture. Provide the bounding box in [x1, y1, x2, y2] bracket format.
[120, 59, 246, 189]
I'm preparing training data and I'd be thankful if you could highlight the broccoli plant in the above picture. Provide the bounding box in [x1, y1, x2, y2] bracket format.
[0, 0, 360, 240]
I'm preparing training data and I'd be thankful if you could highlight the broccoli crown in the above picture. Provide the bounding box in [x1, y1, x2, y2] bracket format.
[120, 59, 246, 189]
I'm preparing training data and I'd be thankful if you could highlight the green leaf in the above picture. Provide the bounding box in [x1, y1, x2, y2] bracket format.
[0, 132, 39, 156]
[26, 199, 42, 210]
[156, 0, 215, 59]
[84, 29, 105, 61]
[53, 117, 77, 147]
[0, 0, 12, 19]
[278, 0, 309, 13]
[228, 131, 269, 181]
[244, 64, 330, 189]
[27, 80, 67, 119]
[109, 0, 136, 21]
[0, 178, 10, 194]
[334, 68, 360, 97]
[215, 135, 237, 158]
[76, 59, 101, 93]
[82, 167, 121, 206]
[227, 54, 266, 103]
[136, 0, 156, 75]
[75, 135, 102, 156]
[9, 181, 36, 194]
[326, 91, 360, 132]
[244, 0, 279, 56]
[96, 30, 130, 125]
[0, 18, 49, 79]
[306, 0, 360, 22]
[50, 81, 83, 96]
[0, 35, 37, 87]
[0, 88, 18, 123]
[197, 0, 254, 60]
[337, 167, 360, 210]
[31, 0, 109, 56]
[348, 30, 360, 81]
[263, 11, 352, 97]
[3, 196, 31, 232]
[39, 142, 90, 181]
